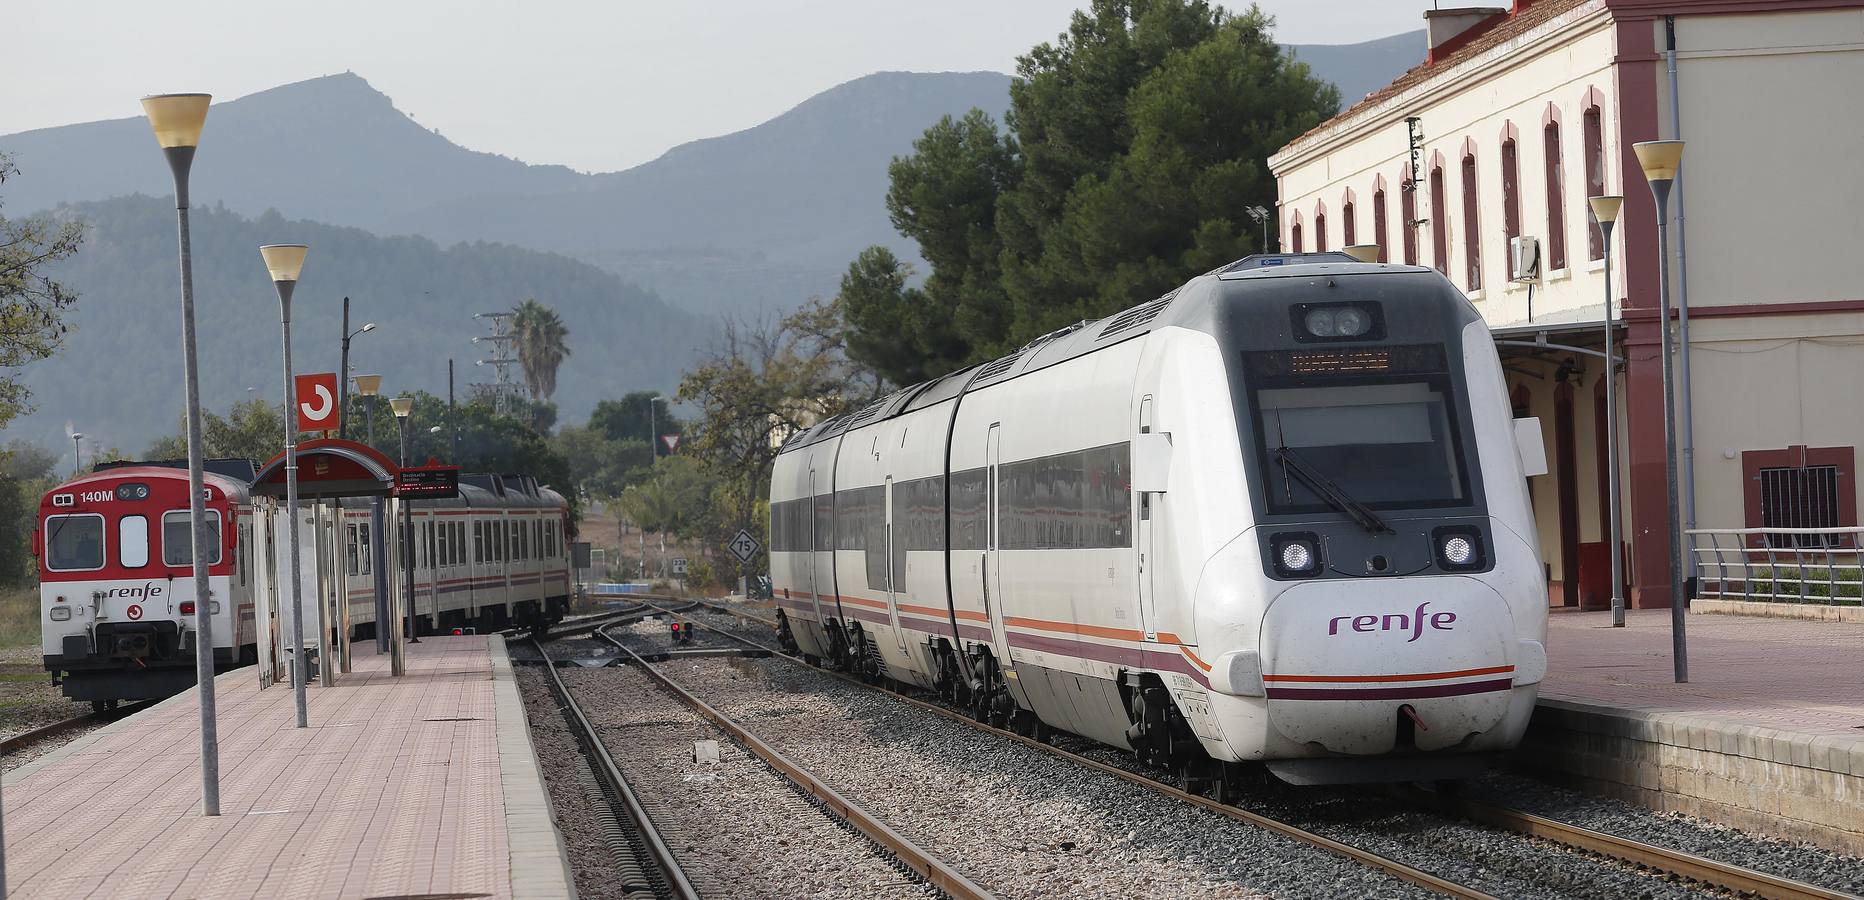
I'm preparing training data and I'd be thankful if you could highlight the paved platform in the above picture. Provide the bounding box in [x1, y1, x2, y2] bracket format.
[2, 635, 574, 899]
[1525, 608, 1864, 853]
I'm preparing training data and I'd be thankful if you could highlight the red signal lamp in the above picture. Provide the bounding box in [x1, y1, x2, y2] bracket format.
[180, 601, 196, 615]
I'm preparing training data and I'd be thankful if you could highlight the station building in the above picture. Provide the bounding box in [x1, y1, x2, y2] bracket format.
[1268, 0, 1864, 609]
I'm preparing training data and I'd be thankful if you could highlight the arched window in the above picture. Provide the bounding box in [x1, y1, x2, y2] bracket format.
[1544, 115, 1569, 271]
[1401, 177, 1419, 265]
[1291, 219, 1304, 253]
[1584, 100, 1606, 260]
[1315, 207, 1328, 253]
[1462, 147, 1482, 291]
[1502, 128, 1521, 243]
[1429, 161, 1448, 276]
[1342, 199, 1357, 247]
[1372, 186, 1389, 262]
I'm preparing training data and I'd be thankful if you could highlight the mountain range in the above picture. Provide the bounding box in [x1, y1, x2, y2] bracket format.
[2, 30, 1423, 454]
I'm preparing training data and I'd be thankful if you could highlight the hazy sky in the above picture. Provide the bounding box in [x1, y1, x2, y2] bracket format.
[6, 1, 1431, 173]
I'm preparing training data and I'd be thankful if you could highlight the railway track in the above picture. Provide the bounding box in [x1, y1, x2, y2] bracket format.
[2, 700, 153, 759]
[590, 624, 993, 900]
[658, 598, 1859, 900]
[529, 634, 700, 900]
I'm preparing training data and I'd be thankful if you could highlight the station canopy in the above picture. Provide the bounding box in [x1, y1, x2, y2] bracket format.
[252, 438, 399, 499]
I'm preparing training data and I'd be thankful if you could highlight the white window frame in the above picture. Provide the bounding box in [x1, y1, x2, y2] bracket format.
[44, 513, 107, 572]
[162, 509, 224, 567]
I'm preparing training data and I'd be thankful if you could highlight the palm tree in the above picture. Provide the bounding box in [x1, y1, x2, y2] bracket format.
[511, 299, 571, 402]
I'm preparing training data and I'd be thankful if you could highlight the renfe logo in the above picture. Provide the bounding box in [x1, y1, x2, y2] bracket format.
[101, 582, 164, 601]
[1329, 601, 1456, 642]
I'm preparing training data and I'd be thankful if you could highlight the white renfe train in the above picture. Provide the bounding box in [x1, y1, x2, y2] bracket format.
[37, 462, 571, 709]
[770, 252, 1550, 788]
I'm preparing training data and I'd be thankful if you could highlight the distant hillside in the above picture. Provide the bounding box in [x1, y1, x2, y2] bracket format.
[1, 34, 1419, 321]
[1288, 30, 1424, 107]
[8, 196, 706, 455]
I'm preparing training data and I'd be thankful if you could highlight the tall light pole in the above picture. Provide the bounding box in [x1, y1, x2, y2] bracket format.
[70, 433, 83, 477]
[354, 374, 383, 446]
[1589, 194, 1626, 628]
[648, 395, 664, 465]
[261, 243, 313, 727]
[1635, 139, 1689, 684]
[392, 397, 420, 644]
[142, 92, 220, 816]
[338, 300, 375, 440]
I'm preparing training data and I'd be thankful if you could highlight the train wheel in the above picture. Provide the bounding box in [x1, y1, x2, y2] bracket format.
[91, 699, 118, 714]
[1213, 762, 1254, 806]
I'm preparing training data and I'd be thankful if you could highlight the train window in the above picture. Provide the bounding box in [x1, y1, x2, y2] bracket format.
[161, 510, 223, 567]
[119, 515, 150, 568]
[890, 476, 946, 591]
[455, 522, 465, 565]
[46, 513, 106, 572]
[950, 470, 988, 551]
[356, 522, 373, 576]
[345, 524, 361, 577]
[997, 444, 1132, 550]
[1253, 379, 1468, 513]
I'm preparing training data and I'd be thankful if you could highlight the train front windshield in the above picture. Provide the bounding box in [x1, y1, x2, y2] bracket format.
[1247, 345, 1473, 515]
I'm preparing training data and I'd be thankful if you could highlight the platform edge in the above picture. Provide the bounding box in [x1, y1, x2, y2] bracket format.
[491, 633, 579, 900]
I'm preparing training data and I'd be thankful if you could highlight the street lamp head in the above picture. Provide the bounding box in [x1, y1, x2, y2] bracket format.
[354, 374, 383, 397]
[140, 94, 211, 149]
[259, 244, 309, 283]
[361, 323, 376, 333]
[72, 432, 84, 441]
[428, 425, 442, 434]
[1634, 141, 1684, 184]
[390, 397, 414, 418]
[1588, 195, 1625, 225]
[1342, 244, 1380, 263]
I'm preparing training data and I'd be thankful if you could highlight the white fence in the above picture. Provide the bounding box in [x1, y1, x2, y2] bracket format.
[1688, 527, 1864, 605]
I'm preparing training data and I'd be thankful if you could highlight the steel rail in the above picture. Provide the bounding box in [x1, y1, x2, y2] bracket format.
[2, 712, 104, 756]
[1395, 787, 1859, 900]
[593, 626, 996, 900]
[530, 636, 699, 900]
[633, 602, 1492, 900]
[682, 599, 1859, 900]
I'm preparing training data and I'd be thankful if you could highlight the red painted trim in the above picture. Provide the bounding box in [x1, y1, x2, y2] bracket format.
[1607, 0, 1862, 15]
[1500, 120, 1519, 143]
[1623, 298, 1864, 323]
[1542, 100, 1563, 128]
[1263, 664, 1514, 684]
[1555, 380, 1580, 606]
[1267, 678, 1515, 701]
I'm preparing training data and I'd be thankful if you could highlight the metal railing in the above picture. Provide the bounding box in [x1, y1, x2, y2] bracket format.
[1688, 527, 1864, 605]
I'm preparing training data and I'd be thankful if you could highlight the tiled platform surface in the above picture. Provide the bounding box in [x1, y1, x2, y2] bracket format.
[1525, 608, 1864, 853]
[2, 635, 574, 899]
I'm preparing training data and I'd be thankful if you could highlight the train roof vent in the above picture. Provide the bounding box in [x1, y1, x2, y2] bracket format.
[973, 353, 1021, 382]
[1098, 293, 1176, 339]
[839, 398, 888, 430]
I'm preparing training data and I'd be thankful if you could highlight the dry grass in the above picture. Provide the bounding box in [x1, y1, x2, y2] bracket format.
[0, 585, 38, 649]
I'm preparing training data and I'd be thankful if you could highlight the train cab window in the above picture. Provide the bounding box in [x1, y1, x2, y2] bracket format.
[45, 513, 106, 572]
[357, 523, 373, 576]
[119, 515, 150, 568]
[1252, 378, 1469, 513]
[161, 510, 223, 567]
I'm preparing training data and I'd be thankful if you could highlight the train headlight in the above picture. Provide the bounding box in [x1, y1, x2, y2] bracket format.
[50, 606, 71, 622]
[1303, 308, 1337, 337]
[1432, 527, 1486, 571]
[1271, 533, 1322, 578]
[1293, 302, 1383, 342]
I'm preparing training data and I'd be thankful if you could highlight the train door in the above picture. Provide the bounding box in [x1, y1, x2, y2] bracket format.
[808, 468, 825, 623]
[1137, 395, 1157, 641]
[984, 424, 1012, 665]
[884, 477, 905, 651]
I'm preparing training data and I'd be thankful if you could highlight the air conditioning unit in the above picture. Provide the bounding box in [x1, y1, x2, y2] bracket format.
[1510, 235, 1541, 283]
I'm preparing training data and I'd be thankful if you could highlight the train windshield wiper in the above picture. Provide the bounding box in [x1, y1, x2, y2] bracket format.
[1276, 445, 1392, 534]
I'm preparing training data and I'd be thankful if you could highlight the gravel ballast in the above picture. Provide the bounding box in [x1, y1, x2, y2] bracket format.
[645, 655, 1431, 900]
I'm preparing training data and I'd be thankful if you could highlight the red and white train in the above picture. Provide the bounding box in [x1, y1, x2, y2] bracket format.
[37, 461, 571, 710]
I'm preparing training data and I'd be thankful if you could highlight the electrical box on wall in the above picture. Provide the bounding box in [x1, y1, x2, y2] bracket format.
[1510, 235, 1541, 283]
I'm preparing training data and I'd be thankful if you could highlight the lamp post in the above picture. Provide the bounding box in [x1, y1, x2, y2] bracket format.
[70, 433, 83, 477]
[260, 243, 313, 727]
[648, 395, 664, 464]
[392, 397, 420, 645]
[142, 92, 220, 816]
[1635, 139, 1689, 684]
[352, 373, 389, 653]
[1589, 194, 1626, 628]
[354, 374, 383, 446]
[338, 298, 375, 441]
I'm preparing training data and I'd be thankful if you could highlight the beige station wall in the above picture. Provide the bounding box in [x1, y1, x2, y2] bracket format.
[1272, 5, 1621, 330]
[1659, 10, 1864, 310]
